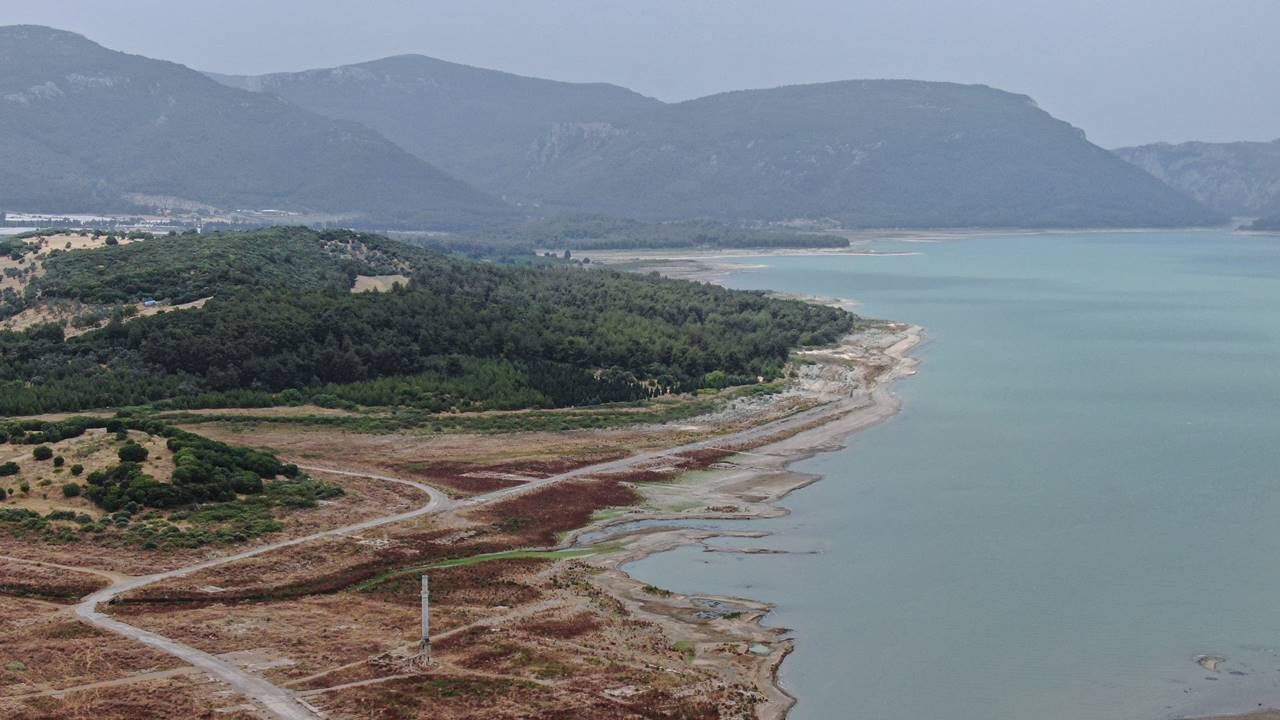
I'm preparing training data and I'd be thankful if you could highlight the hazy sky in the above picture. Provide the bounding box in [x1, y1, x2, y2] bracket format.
[2, 0, 1277, 148]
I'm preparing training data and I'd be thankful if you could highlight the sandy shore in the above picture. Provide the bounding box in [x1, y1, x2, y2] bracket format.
[580, 224, 1237, 279]
[569, 314, 923, 719]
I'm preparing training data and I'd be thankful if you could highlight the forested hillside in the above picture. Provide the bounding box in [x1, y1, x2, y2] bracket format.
[220, 58, 1222, 229]
[4, 27, 1223, 231]
[414, 216, 849, 257]
[0, 228, 855, 415]
[505, 81, 1221, 227]
[0, 26, 509, 228]
[35, 229, 414, 305]
[211, 54, 661, 192]
[1114, 139, 1280, 217]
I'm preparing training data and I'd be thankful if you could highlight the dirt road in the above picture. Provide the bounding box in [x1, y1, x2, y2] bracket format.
[68, 385, 885, 719]
[73, 471, 452, 720]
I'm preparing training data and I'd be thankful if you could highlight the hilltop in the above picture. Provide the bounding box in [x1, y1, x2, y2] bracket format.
[0, 26, 509, 228]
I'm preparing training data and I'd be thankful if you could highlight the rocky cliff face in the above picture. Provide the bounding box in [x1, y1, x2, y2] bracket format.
[1115, 140, 1280, 217]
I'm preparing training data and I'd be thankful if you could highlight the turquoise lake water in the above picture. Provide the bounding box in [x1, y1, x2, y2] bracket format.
[623, 230, 1280, 720]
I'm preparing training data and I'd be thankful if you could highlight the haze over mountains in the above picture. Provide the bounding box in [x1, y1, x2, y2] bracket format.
[504, 80, 1216, 228]
[1, 25, 1229, 230]
[0, 25, 508, 228]
[211, 55, 661, 193]
[216, 56, 1220, 228]
[1114, 139, 1280, 220]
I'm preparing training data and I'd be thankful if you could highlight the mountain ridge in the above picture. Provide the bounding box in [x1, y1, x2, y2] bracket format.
[513, 78, 1222, 227]
[0, 25, 511, 228]
[215, 60, 1221, 228]
[0, 25, 1224, 230]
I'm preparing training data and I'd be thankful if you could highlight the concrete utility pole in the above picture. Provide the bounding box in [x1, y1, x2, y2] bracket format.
[420, 574, 430, 656]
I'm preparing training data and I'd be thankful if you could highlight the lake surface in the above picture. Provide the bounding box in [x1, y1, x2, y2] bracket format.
[623, 230, 1280, 720]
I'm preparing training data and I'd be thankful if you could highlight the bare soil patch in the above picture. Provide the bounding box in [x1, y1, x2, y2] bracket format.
[1, 429, 173, 518]
[351, 274, 409, 293]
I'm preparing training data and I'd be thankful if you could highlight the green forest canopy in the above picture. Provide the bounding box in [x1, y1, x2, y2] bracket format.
[0, 227, 856, 415]
[413, 216, 849, 258]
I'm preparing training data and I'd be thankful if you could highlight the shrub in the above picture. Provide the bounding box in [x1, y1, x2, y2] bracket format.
[32, 446, 53, 461]
[117, 442, 148, 462]
[62, 483, 81, 498]
[53, 455, 65, 468]
[70, 464, 83, 476]
[0, 462, 18, 477]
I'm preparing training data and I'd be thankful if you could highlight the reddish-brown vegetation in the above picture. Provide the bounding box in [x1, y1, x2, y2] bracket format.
[314, 674, 554, 720]
[398, 453, 630, 495]
[0, 563, 109, 601]
[314, 666, 724, 720]
[591, 468, 681, 484]
[365, 557, 548, 609]
[398, 462, 525, 494]
[589, 449, 738, 486]
[1, 677, 251, 720]
[674, 448, 738, 465]
[474, 479, 640, 545]
[516, 611, 602, 640]
[0, 619, 183, 700]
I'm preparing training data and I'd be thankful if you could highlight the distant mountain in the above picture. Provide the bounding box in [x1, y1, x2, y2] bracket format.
[222, 63, 1218, 228]
[1114, 139, 1280, 217]
[0, 26, 510, 228]
[506, 81, 1222, 227]
[211, 55, 662, 193]
[4, 28, 1221, 230]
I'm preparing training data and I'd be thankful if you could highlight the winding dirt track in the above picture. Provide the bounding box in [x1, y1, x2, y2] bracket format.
[74, 471, 452, 720]
[69, 394, 873, 719]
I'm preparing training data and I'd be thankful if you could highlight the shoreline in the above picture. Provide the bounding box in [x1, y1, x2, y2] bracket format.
[572, 317, 924, 719]
[583, 244, 1278, 720]
[577, 224, 1240, 266]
